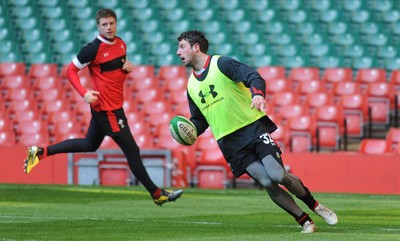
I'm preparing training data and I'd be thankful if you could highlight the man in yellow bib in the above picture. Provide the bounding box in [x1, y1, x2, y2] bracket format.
[176, 30, 338, 233]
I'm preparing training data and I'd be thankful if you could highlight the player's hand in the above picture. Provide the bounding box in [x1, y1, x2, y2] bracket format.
[121, 59, 133, 73]
[251, 95, 267, 112]
[83, 90, 100, 104]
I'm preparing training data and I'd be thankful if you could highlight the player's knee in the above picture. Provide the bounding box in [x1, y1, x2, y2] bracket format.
[258, 177, 273, 189]
[269, 170, 288, 184]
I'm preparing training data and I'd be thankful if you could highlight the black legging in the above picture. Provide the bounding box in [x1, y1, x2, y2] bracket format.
[47, 122, 159, 194]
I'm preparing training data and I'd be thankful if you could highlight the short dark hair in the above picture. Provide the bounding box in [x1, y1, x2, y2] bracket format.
[96, 9, 117, 24]
[178, 30, 209, 54]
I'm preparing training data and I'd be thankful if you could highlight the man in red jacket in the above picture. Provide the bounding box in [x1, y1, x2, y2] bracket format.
[24, 9, 182, 206]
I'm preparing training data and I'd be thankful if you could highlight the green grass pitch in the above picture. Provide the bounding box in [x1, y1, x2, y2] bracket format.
[0, 184, 399, 241]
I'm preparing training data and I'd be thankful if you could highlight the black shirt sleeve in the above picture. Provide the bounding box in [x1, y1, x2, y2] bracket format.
[187, 90, 209, 136]
[217, 56, 266, 98]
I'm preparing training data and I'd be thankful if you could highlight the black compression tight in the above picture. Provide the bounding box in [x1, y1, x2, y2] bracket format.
[47, 124, 159, 194]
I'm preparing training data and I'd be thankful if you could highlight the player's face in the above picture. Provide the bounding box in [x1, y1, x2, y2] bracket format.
[177, 39, 195, 67]
[97, 17, 117, 40]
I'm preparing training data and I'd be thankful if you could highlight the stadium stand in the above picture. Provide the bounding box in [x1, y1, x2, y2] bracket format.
[1, 0, 399, 188]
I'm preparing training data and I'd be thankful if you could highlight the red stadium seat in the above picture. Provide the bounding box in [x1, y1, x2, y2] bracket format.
[14, 119, 46, 135]
[0, 75, 29, 96]
[257, 66, 286, 82]
[288, 67, 320, 89]
[163, 75, 188, 93]
[270, 91, 299, 113]
[0, 62, 26, 77]
[99, 162, 131, 186]
[196, 148, 229, 189]
[157, 65, 187, 82]
[135, 88, 163, 109]
[129, 121, 151, 136]
[168, 88, 188, 106]
[322, 67, 353, 89]
[148, 112, 173, 128]
[156, 134, 193, 187]
[28, 63, 58, 79]
[304, 91, 334, 114]
[338, 93, 369, 138]
[359, 139, 391, 154]
[265, 78, 291, 101]
[129, 76, 159, 97]
[18, 132, 49, 146]
[314, 105, 344, 151]
[173, 101, 191, 117]
[389, 69, 400, 91]
[51, 120, 81, 136]
[332, 81, 362, 101]
[355, 68, 386, 92]
[279, 104, 308, 124]
[0, 130, 16, 145]
[271, 122, 290, 152]
[287, 115, 316, 152]
[134, 133, 155, 149]
[386, 127, 400, 151]
[126, 65, 156, 81]
[366, 82, 394, 126]
[296, 79, 326, 102]
[4, 87, 33, 102]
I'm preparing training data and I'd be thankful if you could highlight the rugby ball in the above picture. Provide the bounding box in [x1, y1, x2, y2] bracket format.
[169, 116, 197, 146]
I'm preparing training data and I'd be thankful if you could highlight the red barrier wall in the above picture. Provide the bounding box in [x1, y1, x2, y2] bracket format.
[282, 152, 400, 195]
[1, 146, 399, 195]
[0, 146, 68, 184]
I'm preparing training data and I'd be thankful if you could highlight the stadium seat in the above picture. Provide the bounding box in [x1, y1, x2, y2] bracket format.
[322, 67, 353, 90]
[270, 91, 300, 113]
[332, 81, 362, 101]
[270, 122, 289, 152]
[386, 128, 400, 151]
[28, 63, 58, 79]
[389, 70, 400, 91]
[358, 139, 391, 154]
[0, 62, 26, 77]
[304, 91, 334, 114]
[156, 133, 193, 187]
[129, 121, 151, 136]
[257, 66, 286, 82]
[366, 82, 394, 126]
[355, 68, 387, 92]
[18, 132, 49, 146]
[296, 79, 326, 101]
[288, 67, 320, 89]
[51, 120, 81, 137]
[134, 133, 155, 149]
[0, 75, 29, 96]
[265, 78, 291, 101]
[0, 130, 16, 145]
[134, 88, 163, 109]
[287, 115, 316, 152]
[338, 93, 369, 139]
[314, 104, 344, 151]
[126, 65, 155, 81]
[195, 148, 229, 189]
[173, 101, 191, 117]
[157, 65, 187, 83]
[279, 104, 308, 124]
[99, 162, 131, 186]
[14, 119, 46, 135]
[168, 88, 188, 107]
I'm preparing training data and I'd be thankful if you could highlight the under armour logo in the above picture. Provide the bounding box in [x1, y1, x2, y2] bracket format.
[118, 119, 125, 129]
[198, 85, 218, 103]
[104, 52, 109, 57]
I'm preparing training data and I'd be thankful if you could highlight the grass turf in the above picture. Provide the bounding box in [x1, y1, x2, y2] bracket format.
[0, 184, 399, 241]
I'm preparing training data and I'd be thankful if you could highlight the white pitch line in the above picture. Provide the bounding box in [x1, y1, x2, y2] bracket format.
[0, 215, 222, 225]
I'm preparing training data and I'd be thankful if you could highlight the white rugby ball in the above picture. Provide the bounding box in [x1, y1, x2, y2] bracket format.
[169, 116, 197, 146]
